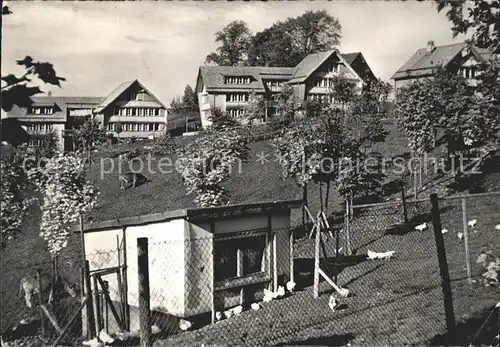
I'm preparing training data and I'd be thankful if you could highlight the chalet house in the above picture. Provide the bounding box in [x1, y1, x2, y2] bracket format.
[195, 50, 377, 128]
[5, 80, 167, 151]
[391, 41, 499, 98]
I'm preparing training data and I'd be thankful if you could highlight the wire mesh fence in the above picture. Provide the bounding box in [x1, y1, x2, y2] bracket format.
[1, 192, 499, 346]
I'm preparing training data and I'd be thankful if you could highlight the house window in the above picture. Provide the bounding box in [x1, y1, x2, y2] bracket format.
[226, 94, 249, 102]
[228, 109, 245, 117]
[138, 108, 144, 116]
[214, 233, 267, 282]
[225, 76, 251, 84]
[149, 123, 154, 131]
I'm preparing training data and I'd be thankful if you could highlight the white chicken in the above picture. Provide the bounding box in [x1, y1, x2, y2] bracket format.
[468, 219, 477, 228]
[251, 303, 260, 310]
[151, 324, 161, 334]
[415, 223, 427, 231]
[495, 224, 500, 231]
[457, 232, 464, 241]
[231, 305, 243, 315]
[263, 288, 276, 302]
[215, 311, 223, 321]
[82, 338, 104, 347]
[223, 310, 233, 319]
[286, 281, 296, 293]
[441, 228, 448, 234]
[328, 294, 337, 311]
[339, 288, 350, 297]
[367, 250, 395, 260]
[277, 285, 286, 297]
[179, 319, 193, 331]
[99, 330, 115, 344]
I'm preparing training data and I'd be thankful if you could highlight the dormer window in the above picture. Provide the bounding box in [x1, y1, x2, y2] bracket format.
[28, 107, 54, 115]
[225, 76, 251, 84]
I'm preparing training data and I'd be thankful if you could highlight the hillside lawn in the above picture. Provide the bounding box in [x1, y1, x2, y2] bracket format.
[1, 122, 499, 345]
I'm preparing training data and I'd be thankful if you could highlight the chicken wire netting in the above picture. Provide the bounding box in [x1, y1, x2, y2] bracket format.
[2, 193, 498, 346]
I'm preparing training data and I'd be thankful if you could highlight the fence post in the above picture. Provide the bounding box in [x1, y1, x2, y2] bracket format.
[92, 275, 102, 335]
[401, 180, 409, 224]
[461, 197, 472, 285]
[313, 219, 320, 298]
[137, 237, 152, 347]
[84, 261, 96, 339]
[37, 269, 45, 337]
[345, 200, 352, 256]
[430, 193, 456, 336]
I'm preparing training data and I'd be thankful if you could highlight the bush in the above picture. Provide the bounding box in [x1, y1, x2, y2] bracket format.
[150, 133, 175, 156]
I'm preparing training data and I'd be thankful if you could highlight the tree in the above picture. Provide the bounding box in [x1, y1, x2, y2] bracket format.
[435, 0, 500, 49]
[349, 79, 392, 147]
[29, 130, 59, 161]
[329, 74, 359, 122]
[1, 5, 66, 248]
[395, 67, 474, 157]
[1, 55, 65, 112]
[207, 107, 240, 130]
[205, 20, 252, 66]
[73, 118, 107, 166]
[248, 10, 342, 67]
[243, 91, 266, 124]
[150, 132, 175, 156]
[270, 85, 303, 129]
[248, 23, 302, 67]
[29, 153, 99, 256]
[1, 151, 36, 249]
[176, 128, 249, 207]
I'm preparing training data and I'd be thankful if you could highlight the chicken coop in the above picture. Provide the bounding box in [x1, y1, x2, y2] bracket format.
[77, 199, 302, 335]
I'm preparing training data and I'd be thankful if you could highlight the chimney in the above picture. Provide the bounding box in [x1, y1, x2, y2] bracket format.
[426, 40, 435, 53]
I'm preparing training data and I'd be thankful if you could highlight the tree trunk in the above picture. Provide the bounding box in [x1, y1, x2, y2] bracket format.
[325, 181, 330, 215]
[319, 182, 324, 213]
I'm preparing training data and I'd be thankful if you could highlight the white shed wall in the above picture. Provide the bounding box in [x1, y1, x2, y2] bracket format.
[125, 219, 186, 316]
[184, 221, 213, 316]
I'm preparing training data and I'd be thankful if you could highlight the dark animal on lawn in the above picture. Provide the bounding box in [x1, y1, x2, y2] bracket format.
[19, 274, 77, 309]
[119, 172, 149, 190]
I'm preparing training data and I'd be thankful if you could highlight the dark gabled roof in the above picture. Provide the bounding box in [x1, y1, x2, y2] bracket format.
[30, 96, 104, 107]
[391, 42, 496, 80]
[95, 80, 167, 113]
[392, 43, 465, 80]
[94, 80, 136, 112]
[341, 52, 361, 65]
[289, 50, 334, 83]
[199, 66, 295, 92]
[72, 199, 304, 232]
[288, 50, 364, 84]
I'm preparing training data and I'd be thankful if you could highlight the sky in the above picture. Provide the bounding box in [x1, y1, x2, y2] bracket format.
[2, 1, 466, 105]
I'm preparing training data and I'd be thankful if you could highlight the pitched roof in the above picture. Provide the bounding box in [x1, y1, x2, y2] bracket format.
[288, 50, 364, 84]
[95, 80, 167, 112]
[289, 50, 335, 83]
[391, 42, 496, 80]
[31, 96, 104, 106]
[199, 66, 295, 92]
[341, 52, 361, 65]
[95, 80, 136, 112]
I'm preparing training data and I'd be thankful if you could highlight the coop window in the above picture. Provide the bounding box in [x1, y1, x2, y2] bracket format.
[214, 232, 268, 282]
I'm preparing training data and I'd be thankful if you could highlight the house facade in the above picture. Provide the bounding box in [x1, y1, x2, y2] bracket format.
[195, 50, 377, 128]
[391, 41, 498, 98]
[5, 80, 167, 151]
